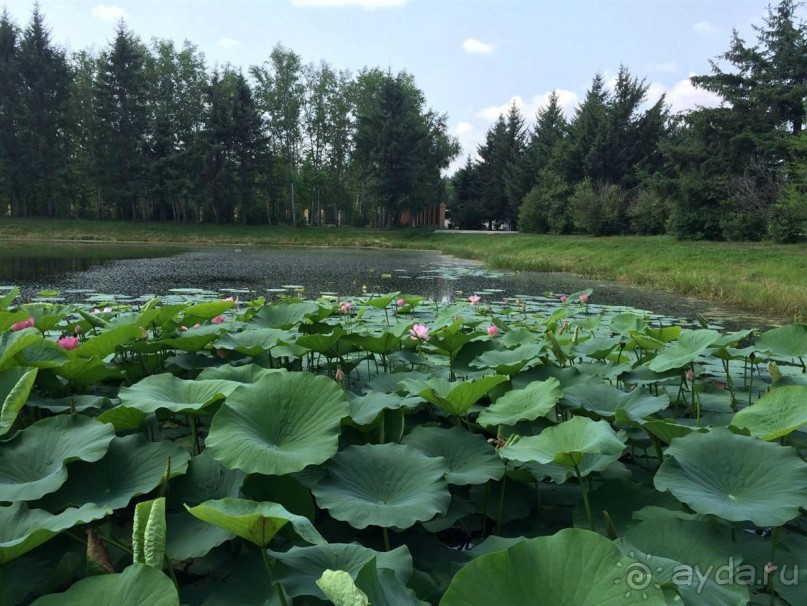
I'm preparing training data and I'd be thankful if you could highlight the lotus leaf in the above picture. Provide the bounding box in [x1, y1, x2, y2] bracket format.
[477, 377, 561, 427]
[206, 372, 348, 475]
[269, 543, 413, 600]
[402, 425, 505, 485]
[311, 443, 450, 529]
[654, 428, 807, 526]
[185, 497, 324, 547]
[469, 343, 545, 374]
[0, 415, 115, 501]
[756, 323, 807, 358]
[0, 366, 37, 436]
[647, 329, 721, 372]
[731, 385, 807, 440]
[347, 390, 422, 425]
[0, 502, 110, 564]
[561, 383, 669, 422]
[397, 374, 508, 416]
[316, 569, 369, 606]
[498, 416, 626, 474]
[440, 528, 665, 605]
[30, 563, 179, 606]
[38, 434, 190, 511]
[117, 373, 240, 414]
[616, 517, 749, 605]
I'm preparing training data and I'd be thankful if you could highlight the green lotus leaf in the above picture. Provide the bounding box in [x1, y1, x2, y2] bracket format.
[38, 434, 190, 511]
[477, 378, 561, 427]
[0, 415, 115, 501]
[54, 356, 123, 384]
[253, 301, 321, 328]
[30, 563, 179, 606]
[206, 372, 348, 475]
[575, 335, 623, 359]
[25, 394, 109, 413]
[627, 330, 665, 351]
[185, 497, 324, 547]
[147, 327, 223, 353]
[354, 557, 427, 606]
[347, 390, 422, 425]
[181, 300, 233, 325]
[654, 428, 807, 526]
[311, 443, 450, 529]
[269, 543, 413, 600]
[117, 373, 240, 414]
[0, 286, 20, 311]
[397, 375, 508, 416]
[561, 383, 669, 423]
[731, 385, 807, 440]
[642, 418, 704, 445]
[0, 328, 42, 369]
[0, 502, 110, 565]
[13, 339, 69, 368]
[498, 416, 626, 475]
[440, 528, 665, 605]
[213, 327, 294, 356]
[469, 343, 545, 374]
[647, 329, 721, 372]
[197, 363, 284, 383]
[609, 312, 648, 336]
[296, 326, 348, 355]
[0, 366, 37, 436]
[402, 425, 505, 485]
[617, 517, 749, 605]
[316, 569, 369, 606]
[96, 406, 148, 431]
[756, 323, 807, 358]
[348, 330, 403, 355]
[73, 324, 144, 359]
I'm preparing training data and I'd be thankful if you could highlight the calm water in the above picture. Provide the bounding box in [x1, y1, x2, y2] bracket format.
[0, 241, 777, 330]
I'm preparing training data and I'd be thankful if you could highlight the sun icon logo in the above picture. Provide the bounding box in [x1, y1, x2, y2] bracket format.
[614, 551, 664, 600]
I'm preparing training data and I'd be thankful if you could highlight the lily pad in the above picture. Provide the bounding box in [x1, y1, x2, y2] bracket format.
[117, 373, 240, 414]
[648, 329, 721, 372]
[206, 372, 349, 475]
[756, 324, 807, 358]
[398, 375, 508, 416]
[561, 383, 669, 423]
[312, 443, 450, 529]
[654, 428, 807, 526]
[477, 378, 561, 427]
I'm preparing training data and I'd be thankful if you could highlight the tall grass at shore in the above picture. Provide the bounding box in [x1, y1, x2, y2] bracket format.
[1, 218, 805, 321]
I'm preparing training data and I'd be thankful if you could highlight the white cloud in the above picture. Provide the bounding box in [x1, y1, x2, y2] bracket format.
[694, 21, 717, 34]
[291, 0, 406, 8]
[476, 90, 579, 123]
[90, 4, 129, 23]
[217, 37, 241, 49]
[462, 38, 495, 55]
[663, 75, 722, 113]
[650, 61, 678, 73]
[455, 121, 474, 136]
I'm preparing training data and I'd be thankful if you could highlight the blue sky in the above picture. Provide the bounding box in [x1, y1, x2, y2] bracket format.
[3, 0, 788, 171]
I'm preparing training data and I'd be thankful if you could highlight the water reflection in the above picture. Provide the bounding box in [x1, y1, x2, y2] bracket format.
[0, 241, 779, 331]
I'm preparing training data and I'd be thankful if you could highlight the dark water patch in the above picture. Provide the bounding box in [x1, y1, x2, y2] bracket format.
[0, 242, 779, 331]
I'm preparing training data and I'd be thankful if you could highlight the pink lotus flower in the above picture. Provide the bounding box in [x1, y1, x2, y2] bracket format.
[57, 336, 80, 350]
[409, 323, 430, 341]
[91, 307, 112, 314]
[559, 295, 567, 303]
[579, 294, 589, 303]
[396, 298, 406, 307]
[211, 315, 226, 324]
[340, 302, 353, 314]
[686, 368, 695, 382]
[487, 324, 500, 337]
[468, 294, 481, 305]
[181, 325, 188, 331]
[11, 317, 34, 331]
[335, 366, 345, 382]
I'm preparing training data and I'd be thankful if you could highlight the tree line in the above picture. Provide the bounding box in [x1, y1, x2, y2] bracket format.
[0, 7, 457, 227]
[450, 0, 807, 242]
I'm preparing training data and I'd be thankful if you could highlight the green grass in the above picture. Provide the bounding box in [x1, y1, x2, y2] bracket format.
[2, 218, 806, 322]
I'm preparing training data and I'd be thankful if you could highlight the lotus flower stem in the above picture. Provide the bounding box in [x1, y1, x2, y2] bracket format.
[574, 463, 594, 532]
[768, 526, 779, 606]
[382, 527, 391, 552]
[496, 475, 507, 535]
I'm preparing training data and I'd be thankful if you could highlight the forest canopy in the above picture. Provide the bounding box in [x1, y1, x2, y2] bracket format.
[1, 0, 806, 240]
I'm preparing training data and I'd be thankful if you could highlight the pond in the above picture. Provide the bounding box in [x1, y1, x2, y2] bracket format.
[0, 241, 775, 331]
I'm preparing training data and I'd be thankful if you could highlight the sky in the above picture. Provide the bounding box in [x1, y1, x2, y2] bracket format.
[2, 0, 793, 172]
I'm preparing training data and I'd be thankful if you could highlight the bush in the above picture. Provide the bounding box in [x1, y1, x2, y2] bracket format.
[667, 203, 722, 240]
[570, 180, 627, 236]
[628, 189, 669, 235]
[518, 170, 571, 234]
[720, 211, 765, 241]
[767, 184, 807, 243]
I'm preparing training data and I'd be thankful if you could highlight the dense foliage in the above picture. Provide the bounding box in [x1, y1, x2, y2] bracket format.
[0, 8, 457, 227]
[449, 0, 807, 241]
[1, 285, 807, 605]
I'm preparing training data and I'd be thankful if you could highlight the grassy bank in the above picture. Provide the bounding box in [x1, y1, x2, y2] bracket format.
[2, 218, 806, 322]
